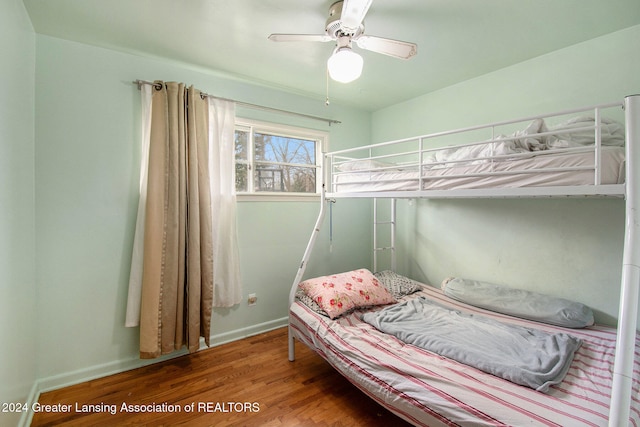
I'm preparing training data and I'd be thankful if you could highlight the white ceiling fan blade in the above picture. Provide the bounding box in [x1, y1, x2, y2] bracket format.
[340, 0, 373, 33]
[355, 35, 418, 59]
[268, 34, 333, 43]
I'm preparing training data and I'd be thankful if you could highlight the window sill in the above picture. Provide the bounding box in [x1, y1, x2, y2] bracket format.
[237, 193, 321, 202]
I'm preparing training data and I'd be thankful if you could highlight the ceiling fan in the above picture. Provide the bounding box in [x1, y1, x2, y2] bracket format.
[268, 0, 418, 83]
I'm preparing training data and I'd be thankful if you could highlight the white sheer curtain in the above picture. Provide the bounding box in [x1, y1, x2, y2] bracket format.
[208, 97, 242, 307]
[125, 84, 152, 327]
[125, 84, 242, 332]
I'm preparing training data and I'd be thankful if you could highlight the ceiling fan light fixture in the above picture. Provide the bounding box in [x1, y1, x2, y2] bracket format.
[327, 47, 363, 83]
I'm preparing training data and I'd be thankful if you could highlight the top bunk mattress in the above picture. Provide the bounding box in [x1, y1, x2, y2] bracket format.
[329, 113, 626, 196]
[332, 146, 625, 193]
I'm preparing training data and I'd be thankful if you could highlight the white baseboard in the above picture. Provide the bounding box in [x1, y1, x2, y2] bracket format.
[18, 382, 40, 427]
[18, 317, 288, 427]
[209, 317, 288, 346]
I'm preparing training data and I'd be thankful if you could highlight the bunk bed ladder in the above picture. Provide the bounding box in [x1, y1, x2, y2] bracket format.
[373, 198, 397, 272]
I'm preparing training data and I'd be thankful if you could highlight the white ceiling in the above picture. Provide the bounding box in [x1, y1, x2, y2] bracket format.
[23, 0, 640, 111]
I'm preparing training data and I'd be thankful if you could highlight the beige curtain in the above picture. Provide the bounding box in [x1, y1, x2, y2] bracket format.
[138, 81, 213, 359]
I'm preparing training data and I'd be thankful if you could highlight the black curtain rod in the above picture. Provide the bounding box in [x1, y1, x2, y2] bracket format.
[134, 80, 341, 126]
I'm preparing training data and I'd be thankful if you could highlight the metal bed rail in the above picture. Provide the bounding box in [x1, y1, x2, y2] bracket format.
[326, 102, 624, 199]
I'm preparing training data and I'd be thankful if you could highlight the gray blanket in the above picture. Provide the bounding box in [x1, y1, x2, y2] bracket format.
[361, 297, 582, 392]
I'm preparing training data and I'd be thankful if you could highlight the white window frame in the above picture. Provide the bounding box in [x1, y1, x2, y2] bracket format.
[234, 118, 328, 202]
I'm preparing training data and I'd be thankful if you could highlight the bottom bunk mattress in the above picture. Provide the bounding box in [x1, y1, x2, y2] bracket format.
[289, 279, 640, 426]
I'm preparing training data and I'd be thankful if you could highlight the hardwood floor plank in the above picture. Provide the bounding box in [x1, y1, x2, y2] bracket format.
[31, 327, 413, 426]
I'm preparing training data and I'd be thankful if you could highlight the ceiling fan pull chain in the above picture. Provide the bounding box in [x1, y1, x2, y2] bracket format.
[325, 67, 331, 106]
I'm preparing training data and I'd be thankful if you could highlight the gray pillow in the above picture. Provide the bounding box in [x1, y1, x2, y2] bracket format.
[374, 270, 423, 299]
[295, 288, 329, 317]
[442, 277, 594, 328]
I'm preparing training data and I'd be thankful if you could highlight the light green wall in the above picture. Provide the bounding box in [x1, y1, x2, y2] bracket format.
[0, 1, 37, 426]
[373, 25, 640, 141]
[372, 25, 640, 326]
[33, 35, 371, 387]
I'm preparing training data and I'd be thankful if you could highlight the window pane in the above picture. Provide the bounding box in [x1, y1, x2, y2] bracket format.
[255, 167, 284, 192]
[235, 164, 248, 192]
[233, 120, 325, 197]
[254, 133, 315, 166]
[235, 129, 248, 161]
[288, 165, 316, 193]
[254, 164, 316, 193]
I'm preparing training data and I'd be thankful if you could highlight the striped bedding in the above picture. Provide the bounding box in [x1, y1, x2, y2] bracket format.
[289, 284, 640, 426]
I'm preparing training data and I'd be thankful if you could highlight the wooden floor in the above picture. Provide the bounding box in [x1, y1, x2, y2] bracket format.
[31, 327, 413, 426]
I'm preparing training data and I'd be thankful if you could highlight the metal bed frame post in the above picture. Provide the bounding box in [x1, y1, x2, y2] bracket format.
[288, 180, 329, 361]
[373, 198, 379, 271]
[609, 94, 640, 426]
[594, 107, 602, 185]
[391, 198, 397, 271]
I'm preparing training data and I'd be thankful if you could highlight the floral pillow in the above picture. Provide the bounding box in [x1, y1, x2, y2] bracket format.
[299, 269, 396, 319]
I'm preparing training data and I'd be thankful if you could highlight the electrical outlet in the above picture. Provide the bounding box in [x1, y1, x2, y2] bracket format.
[247, 293, 257, 306]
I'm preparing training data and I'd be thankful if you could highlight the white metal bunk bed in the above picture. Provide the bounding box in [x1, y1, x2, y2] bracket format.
[288, 95, 640, 426]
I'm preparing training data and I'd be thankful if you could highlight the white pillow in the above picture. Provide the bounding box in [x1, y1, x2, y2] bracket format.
[547, 116, 625, 148]
[335, 159, 393, 172]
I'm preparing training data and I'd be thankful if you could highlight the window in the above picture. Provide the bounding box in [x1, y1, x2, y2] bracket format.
[234, 119, 327, 198]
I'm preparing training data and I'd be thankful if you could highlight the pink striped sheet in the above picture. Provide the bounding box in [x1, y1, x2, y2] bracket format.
[289, 285, 640, 426]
